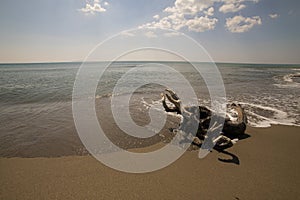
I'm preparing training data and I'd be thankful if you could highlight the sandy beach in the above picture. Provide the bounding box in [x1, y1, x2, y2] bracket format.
[1, 125, 299, 200]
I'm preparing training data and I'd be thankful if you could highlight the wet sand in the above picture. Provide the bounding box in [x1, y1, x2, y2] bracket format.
[1, 125, 300, 200]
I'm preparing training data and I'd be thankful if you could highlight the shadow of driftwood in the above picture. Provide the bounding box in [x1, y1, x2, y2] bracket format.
[189, 132, 251, 165]
[216, 150, 240, 165]
[237, 133, 251, 140]
[214, 132, 251, 165]
[170, 122, 252, 165]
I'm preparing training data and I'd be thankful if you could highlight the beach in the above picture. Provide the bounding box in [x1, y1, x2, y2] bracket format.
[1, 125, 299, 200]
[0, 62, 299, 199]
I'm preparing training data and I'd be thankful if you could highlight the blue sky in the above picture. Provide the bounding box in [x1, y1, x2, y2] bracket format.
[0, 0, 299, 64]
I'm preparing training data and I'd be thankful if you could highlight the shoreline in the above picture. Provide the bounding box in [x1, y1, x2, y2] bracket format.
[1, 124, 300, 199]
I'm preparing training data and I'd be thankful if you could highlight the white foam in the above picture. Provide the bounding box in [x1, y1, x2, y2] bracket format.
[141, 97, 183, 119]
[239, 102, 299, 128]
[274, 72, 300, 88]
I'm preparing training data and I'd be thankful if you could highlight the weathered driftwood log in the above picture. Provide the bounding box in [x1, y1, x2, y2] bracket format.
[161, 89, 247, 150]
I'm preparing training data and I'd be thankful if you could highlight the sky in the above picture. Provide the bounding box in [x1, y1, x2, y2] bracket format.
[0, 0, 299, 64]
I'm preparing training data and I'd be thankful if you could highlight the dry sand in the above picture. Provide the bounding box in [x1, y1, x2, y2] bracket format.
[1, 125, 300, 200]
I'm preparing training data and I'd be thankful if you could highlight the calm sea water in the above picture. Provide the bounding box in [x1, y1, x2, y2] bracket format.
[0, 62, 299, 157]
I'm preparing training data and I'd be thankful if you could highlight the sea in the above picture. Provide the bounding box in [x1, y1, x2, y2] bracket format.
[0, 62, 299, 157]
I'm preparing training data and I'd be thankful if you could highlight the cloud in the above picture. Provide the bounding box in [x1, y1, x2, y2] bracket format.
[204, 7, 214, 16]
[139, 0, 263, 34]
[169, 0, 216, 15]
[139, 0, 218, 32]
[219, 0, 259, 13]
[225, 15, 262, 33]
[186, 16, 218, 32]
[153, 15, 160, 20]
[219, 3, 246, 13]
[269, 13, 279, 19]
[79, 0, 107, 14]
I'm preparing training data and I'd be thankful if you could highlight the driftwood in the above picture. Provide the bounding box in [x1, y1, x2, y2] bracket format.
[161, 89, 247, 150]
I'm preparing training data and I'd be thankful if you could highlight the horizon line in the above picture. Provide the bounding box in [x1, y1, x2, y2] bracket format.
[0, 60, 299, 66]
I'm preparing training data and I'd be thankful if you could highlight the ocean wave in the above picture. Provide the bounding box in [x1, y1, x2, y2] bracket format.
[273, 72, 300, 88]
[238, 102, 299, 128]
[283, 73, 300, 83]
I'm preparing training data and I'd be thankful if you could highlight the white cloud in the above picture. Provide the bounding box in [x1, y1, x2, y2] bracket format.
[153, 15, 160, 20]
[165, 12, 185, 30]
[79, 0, 107, 14]
[139, 0, 263, 34]
[140, 0, 218, 32]
[171, 0, 216, 15]
[219, 0, 259, 13]
[186, 16, 218, 32]
[269, 13, 279, 19]
[226, 15, 262, 33]
[219, 3, 246, 13]
[204, 7, 215, 16]
[104, 2, 109, 6]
